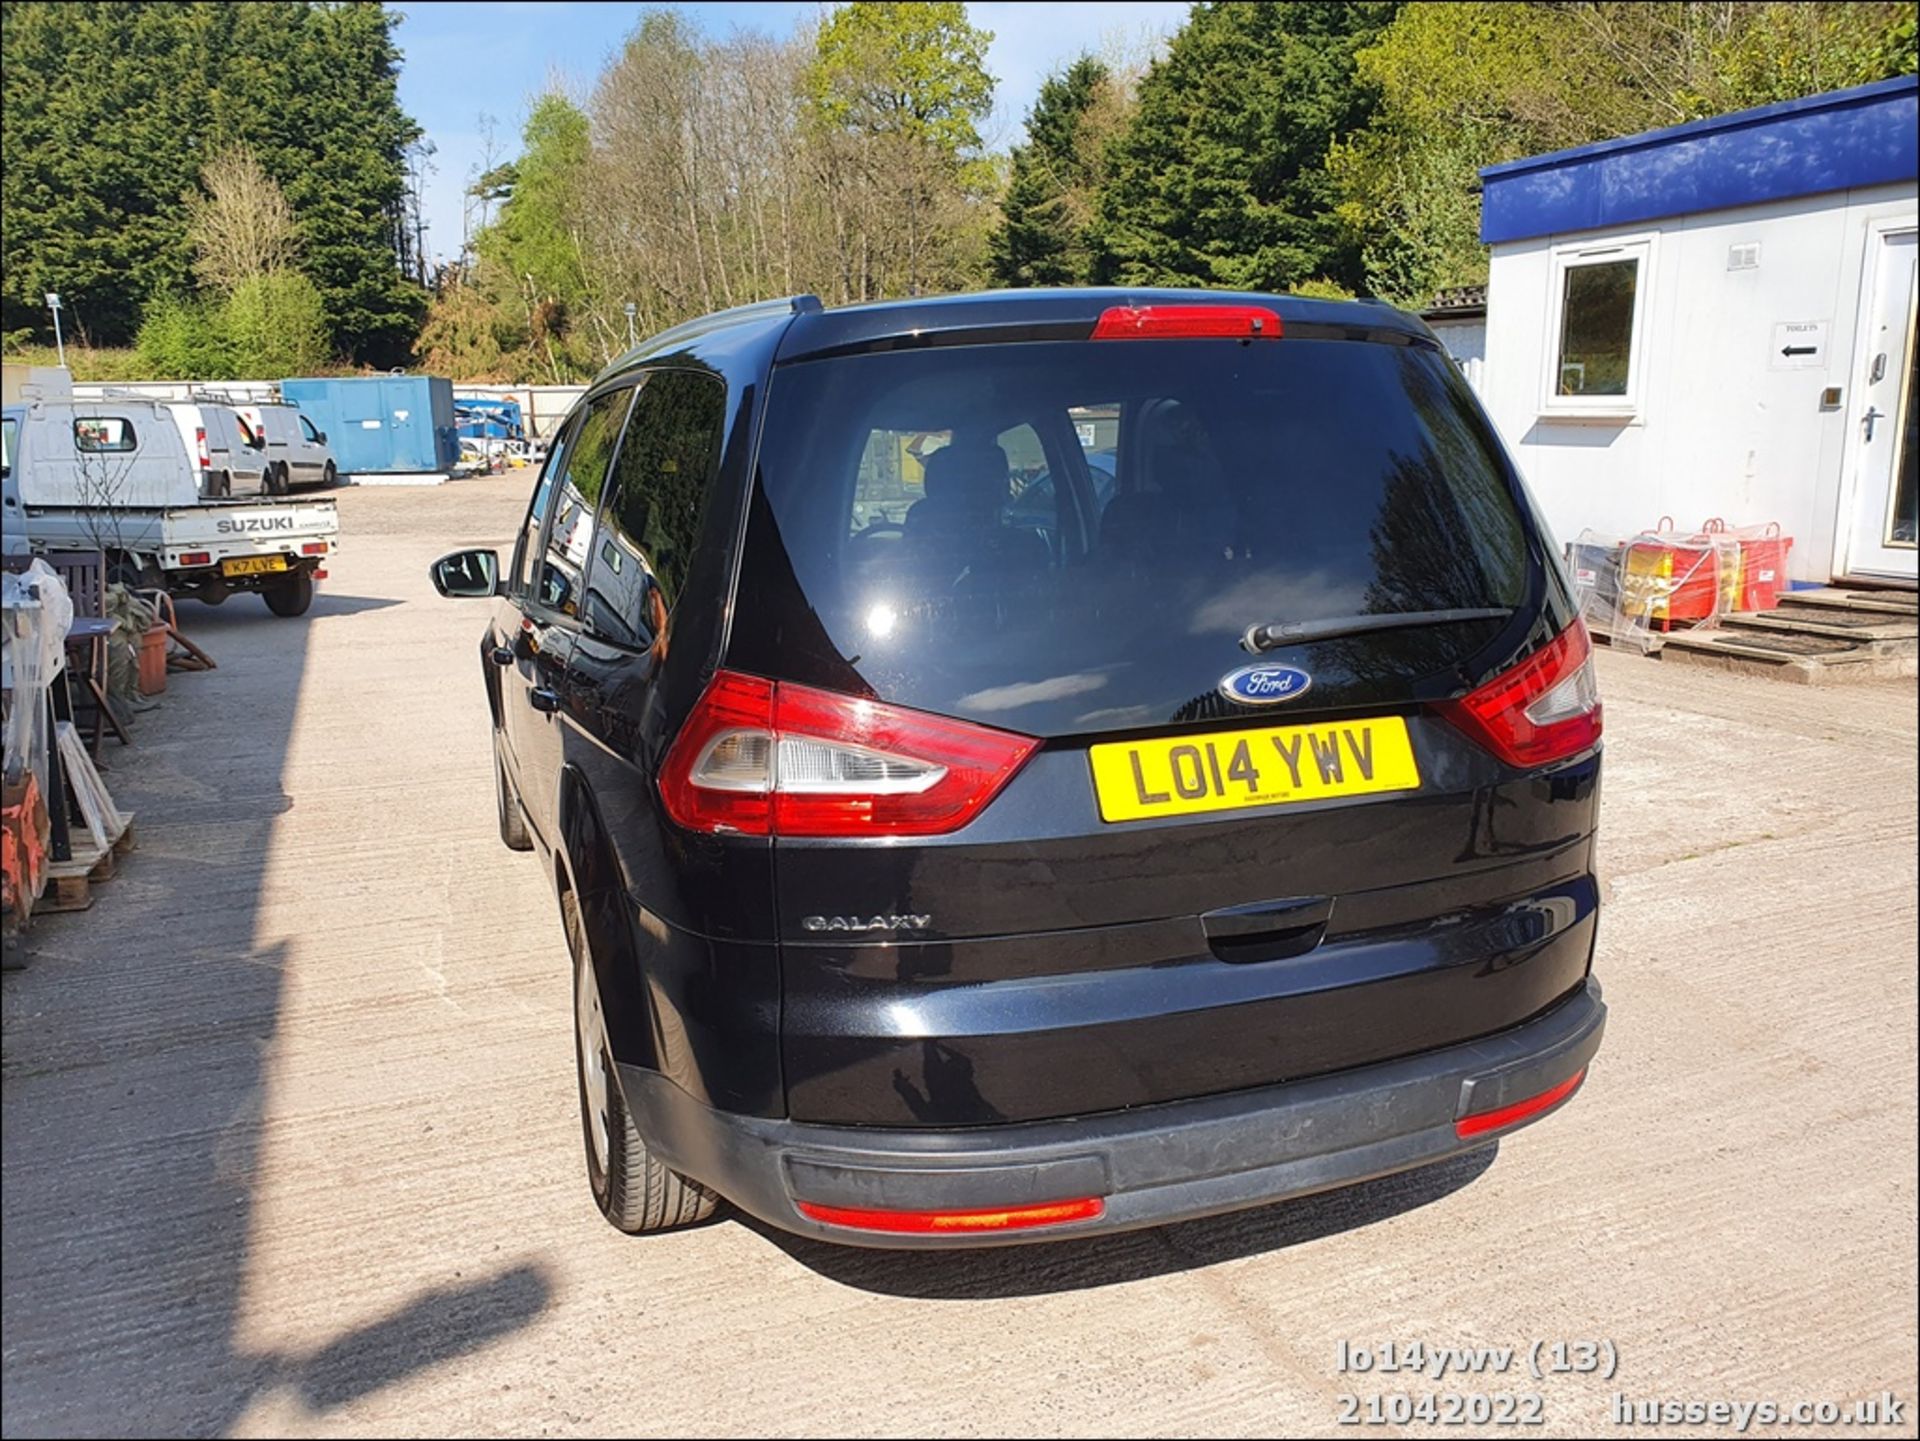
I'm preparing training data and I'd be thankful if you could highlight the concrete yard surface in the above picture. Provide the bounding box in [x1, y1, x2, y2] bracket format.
[3, 474, 1915, 1439]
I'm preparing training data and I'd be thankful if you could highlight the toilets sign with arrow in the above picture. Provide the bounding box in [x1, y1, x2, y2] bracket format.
[1770, 319, 1828, 369]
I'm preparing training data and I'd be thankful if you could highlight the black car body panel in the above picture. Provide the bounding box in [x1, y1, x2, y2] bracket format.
[448, 287, 1606, 1244]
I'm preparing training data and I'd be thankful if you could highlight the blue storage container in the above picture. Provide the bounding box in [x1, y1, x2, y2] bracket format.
[280, 376, 460, 475]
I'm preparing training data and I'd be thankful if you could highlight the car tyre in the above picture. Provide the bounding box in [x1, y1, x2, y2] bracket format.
[266, 462, 289, 496]
[323, 461, 338, 489]
[262, 569, 314, 618]
[565, 887, 719, 1234]
[494, 745, 533, 851]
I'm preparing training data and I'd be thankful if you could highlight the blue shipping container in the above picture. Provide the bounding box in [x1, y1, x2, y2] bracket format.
[280, 376, 460, 474]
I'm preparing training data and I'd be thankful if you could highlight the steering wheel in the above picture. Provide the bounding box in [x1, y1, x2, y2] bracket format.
[849, 521, 906, 544]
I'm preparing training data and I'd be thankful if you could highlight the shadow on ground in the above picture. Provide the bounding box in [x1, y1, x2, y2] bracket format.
[743, 1145, 1497, 1300]
[1, 582, 543, 1438]
[172, 591, 401, 623]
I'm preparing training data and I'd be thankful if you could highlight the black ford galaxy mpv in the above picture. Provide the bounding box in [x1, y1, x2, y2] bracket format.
[433, 289, 1606, 1247]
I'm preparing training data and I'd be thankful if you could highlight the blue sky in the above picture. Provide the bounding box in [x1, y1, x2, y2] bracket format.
[390, 1, 1190, 265]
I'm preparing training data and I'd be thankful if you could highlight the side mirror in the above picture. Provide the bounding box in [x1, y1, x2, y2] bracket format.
[317, 431, 328, 444]
[430, 548, 501, 598]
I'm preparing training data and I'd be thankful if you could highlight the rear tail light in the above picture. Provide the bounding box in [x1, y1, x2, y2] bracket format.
[194, 426, 210, 471]
[179, 551, 211, 567]
[301, 541, 328, 555]
[658, 670, 1039, 837]
[1437, 621, 1601, 767]
[1092, 304, 1283, 340]
[795, 1197, 1104, 1235]
[1456, 1068, 1587, 1139]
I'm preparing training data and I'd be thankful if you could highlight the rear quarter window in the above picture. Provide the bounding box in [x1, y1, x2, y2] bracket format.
[74, 416, 137, 452]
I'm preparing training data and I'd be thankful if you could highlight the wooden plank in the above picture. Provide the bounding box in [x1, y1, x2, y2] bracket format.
[54, 722, 126, 847]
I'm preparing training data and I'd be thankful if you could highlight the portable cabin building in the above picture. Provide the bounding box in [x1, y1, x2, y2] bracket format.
[1477, 75, 1918, 587]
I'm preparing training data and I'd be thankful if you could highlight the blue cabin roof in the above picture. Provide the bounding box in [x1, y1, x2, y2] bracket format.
[1479, 75, 1919, 245]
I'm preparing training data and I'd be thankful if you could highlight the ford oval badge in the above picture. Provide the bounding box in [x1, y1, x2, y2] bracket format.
[1219, 663, 1313, 706]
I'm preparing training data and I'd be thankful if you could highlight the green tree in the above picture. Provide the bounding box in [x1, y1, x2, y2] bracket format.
[221, 271, 330, 377]
[1093, 2, 1397, 293]
[476, 95, 592, 310]
[465, 91, 594, 381]
[807, 1, 994, 159]
[1, 1, 424, 363]
[224, 0, 425, 363]
[136, 295, 236, 380]
[1, 2, 210, 342]
[804, 1, 997, 297]
[1334, 1, 1919, 306]
[989, 56, 1120, 287]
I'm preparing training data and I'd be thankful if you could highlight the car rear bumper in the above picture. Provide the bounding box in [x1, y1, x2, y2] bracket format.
[619, 977, 1605, 1249]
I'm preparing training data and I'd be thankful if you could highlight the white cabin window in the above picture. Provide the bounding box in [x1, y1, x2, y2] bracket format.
[1543, 237, 1652, 417]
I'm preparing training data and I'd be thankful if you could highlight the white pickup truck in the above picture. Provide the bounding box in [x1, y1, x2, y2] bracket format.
[1, 395, 339, 617]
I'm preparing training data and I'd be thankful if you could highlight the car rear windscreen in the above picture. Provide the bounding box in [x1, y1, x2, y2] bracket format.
[731, 337, 1534, 737]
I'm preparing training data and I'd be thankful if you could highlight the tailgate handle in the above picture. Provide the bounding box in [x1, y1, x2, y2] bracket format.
[1202, 896, 1334, 964]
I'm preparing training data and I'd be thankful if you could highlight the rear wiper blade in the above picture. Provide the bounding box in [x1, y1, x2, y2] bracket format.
[1242, 608, 1513, 653]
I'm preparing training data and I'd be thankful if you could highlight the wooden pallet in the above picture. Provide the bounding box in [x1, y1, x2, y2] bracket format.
[37, 722, 136, 914]
[40, 820, 137, 914]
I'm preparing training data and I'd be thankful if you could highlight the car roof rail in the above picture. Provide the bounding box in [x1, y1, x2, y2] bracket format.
[70, 386, 170, 405]
[186, 383, 285, 407]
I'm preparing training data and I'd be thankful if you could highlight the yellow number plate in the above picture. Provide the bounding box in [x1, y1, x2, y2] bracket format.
[1089, 717, 1421, 823]
[221, 554, 288, 577]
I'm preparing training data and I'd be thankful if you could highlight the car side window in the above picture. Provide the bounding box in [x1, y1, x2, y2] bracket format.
[509, 415, 578, 596]
[533, 388, 634, 619]
[583, 370, 727, 645]
[299, 414, 321, 443]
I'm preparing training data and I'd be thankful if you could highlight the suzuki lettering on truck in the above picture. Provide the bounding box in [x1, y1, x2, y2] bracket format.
[433, 288, 1605, 1247]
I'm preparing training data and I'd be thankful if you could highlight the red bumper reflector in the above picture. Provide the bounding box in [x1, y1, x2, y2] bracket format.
[1456, 1069, 1587, 1139]
[312, 569, 328, 580]
[1092, 303, 1283, 340]
[180, 551, 211, 567]
[795, 1196, 1105, 1235]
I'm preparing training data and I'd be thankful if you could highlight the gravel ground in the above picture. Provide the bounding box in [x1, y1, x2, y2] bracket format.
[4, 473, 1915, 1439]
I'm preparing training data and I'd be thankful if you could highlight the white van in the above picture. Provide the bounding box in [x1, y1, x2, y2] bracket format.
[3, 396, 339, 616]
[236, 402, 337, 492]
[161, 400, 268, 498]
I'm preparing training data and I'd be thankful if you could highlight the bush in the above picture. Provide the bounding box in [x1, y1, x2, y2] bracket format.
[135, 295, 236, 379]
[222, 271, 330, 377]
[133, 273, 331, 381]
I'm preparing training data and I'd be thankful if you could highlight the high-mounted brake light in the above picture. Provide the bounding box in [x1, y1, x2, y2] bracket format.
[1092, 304, 1283, 340]
[1437, 621, 1601, 768]
[658, 670, 1039, 838]
[795, 1197, 1105, 1235]
[1456, 1069, 1587, 1139]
